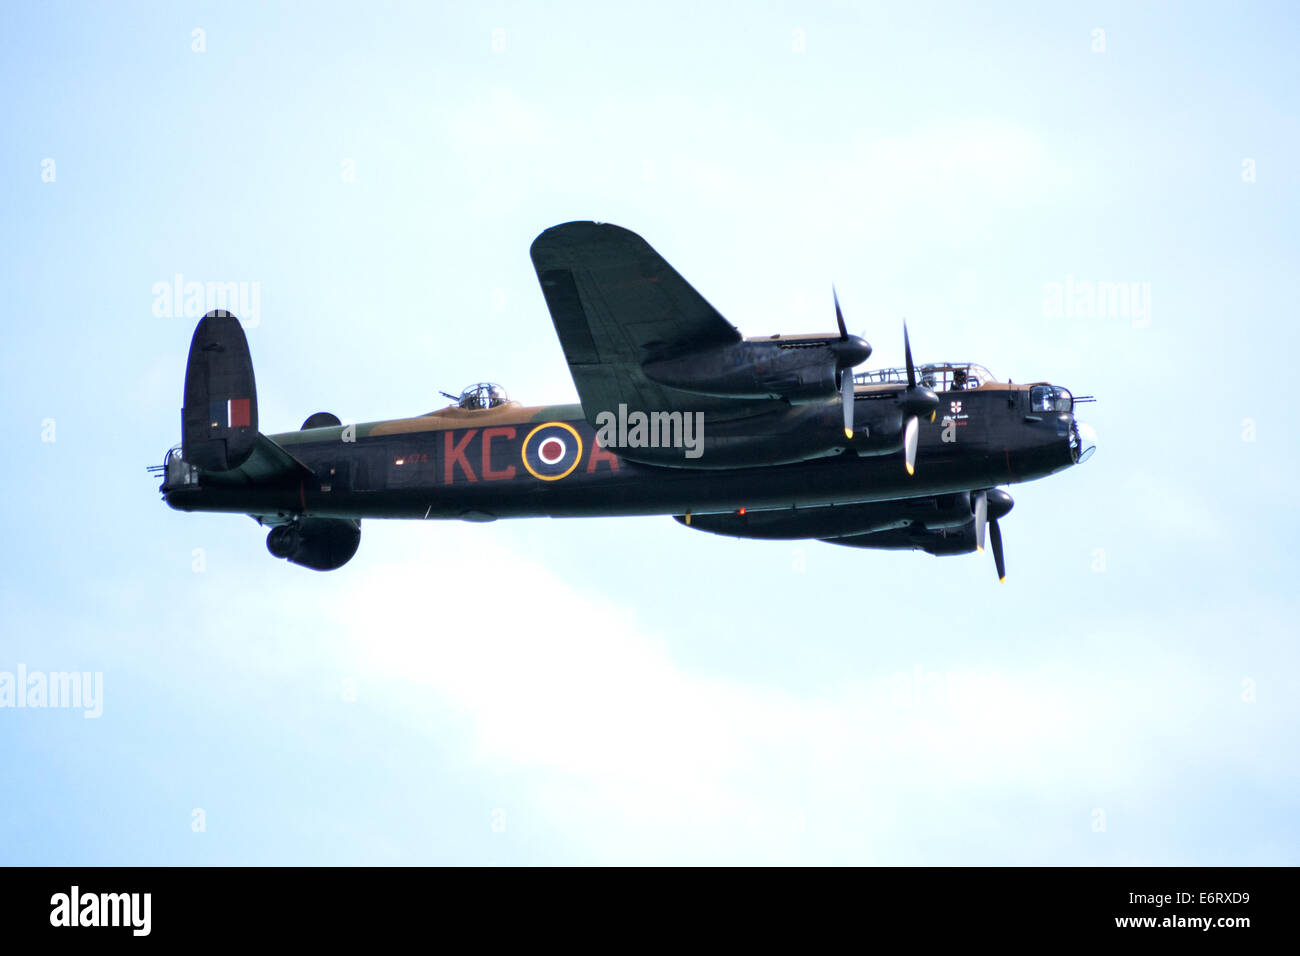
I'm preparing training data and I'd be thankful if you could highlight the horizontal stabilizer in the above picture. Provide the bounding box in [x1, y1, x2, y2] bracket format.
[198, 432, 312, 487]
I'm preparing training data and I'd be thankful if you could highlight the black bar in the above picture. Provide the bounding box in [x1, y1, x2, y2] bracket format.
[0, 866, 1287, 943]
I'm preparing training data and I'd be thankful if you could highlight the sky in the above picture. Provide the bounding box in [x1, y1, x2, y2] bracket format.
[1, 1, 1297, 864]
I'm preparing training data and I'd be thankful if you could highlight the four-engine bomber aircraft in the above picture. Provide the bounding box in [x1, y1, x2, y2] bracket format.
[154, 221, 1096, 576]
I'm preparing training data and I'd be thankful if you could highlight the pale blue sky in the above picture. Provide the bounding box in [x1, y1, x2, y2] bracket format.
[1, 1, 1297, 864]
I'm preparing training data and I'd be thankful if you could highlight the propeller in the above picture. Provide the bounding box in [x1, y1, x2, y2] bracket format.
[831, 287, 872, 440]
[972, 488, 1013, 582]
[899, 322, 939, 474]
[840, 361, 855, 439]
[989, 518, 1006, 582]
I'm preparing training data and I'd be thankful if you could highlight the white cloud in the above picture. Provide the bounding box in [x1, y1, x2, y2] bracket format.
[322, 521, 1296, 863]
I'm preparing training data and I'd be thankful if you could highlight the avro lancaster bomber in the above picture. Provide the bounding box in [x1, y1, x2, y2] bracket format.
[154, 221, 1096, 576]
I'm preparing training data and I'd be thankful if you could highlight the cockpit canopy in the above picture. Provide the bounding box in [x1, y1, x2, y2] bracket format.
[854, 362, 996, 392]
[1030, 384, 1073, 413]
[455, 382, 510, 410]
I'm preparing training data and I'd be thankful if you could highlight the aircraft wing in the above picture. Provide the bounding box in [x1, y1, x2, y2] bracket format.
[530, 221, 783, 423]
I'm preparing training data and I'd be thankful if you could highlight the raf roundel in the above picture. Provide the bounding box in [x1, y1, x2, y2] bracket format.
[521, 422, 583, 481]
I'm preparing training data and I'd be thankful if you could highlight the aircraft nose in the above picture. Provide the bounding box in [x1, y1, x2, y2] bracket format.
[1073, 420, 1097, 463]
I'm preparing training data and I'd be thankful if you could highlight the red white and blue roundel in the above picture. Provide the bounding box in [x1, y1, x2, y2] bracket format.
[521, 422, 583, 481]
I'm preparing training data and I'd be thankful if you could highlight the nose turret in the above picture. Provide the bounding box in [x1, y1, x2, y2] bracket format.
[1072, 420, 1098, 463]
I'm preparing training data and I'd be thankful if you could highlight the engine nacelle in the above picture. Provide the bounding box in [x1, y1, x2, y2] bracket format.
[823, 490, 1011, 554]
[676, 492, 974, 541]
[266, 517, 361, 571]
[642, 334, 869, 403]
[825, 521, 978, 555]
[676, 504, 905, 540]
[612, 402, 850, 469]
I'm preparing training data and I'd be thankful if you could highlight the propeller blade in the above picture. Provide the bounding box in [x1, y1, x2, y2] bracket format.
[833, 286, 848, 340]
[895, 324, 938, 473]
[904, 322, 916, 388]
[973, 490, 987, 551]
[989, 517, 1006, 582]
[841, 370, 855, 439]
[903, 415, 919, 475]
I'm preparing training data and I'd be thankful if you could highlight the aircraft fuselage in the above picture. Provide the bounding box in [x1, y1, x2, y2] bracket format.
[162, 384, 1077, 523]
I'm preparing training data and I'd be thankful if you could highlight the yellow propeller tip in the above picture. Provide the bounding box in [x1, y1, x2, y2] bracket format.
[999, 576, 1006, 583]
[844, 428, 853, 440]
[929, 410, 936, 422]
[976, 545, 984, 553]
[905, 465, 914, 476]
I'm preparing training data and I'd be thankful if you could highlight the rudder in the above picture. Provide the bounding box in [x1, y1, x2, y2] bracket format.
[181, 310, 259, 471]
